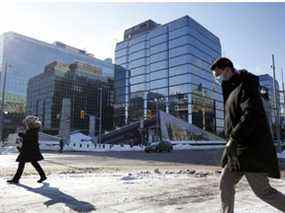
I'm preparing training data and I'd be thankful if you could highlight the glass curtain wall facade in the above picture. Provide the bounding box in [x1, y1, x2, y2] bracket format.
[259, 74, 281, 125]
[27, 61, 114, 133]
[115, 16, 223, 134]
[0, 32, 114, 115]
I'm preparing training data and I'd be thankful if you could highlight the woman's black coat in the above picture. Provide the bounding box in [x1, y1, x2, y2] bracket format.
[16, 128, 44, 163]
[221, 70, 280, 178]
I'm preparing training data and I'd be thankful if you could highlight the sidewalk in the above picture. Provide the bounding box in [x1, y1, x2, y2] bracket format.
[1, 171, 285, 213]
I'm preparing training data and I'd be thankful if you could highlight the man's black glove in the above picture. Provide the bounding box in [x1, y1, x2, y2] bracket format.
[226, 136, 240, 172]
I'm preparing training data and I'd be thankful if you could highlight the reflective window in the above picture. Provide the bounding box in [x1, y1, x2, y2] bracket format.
[150, 78, 168, 89]
[148, 26, 167, 38]
[169, 45, 189, 58]
[150, 51, 168, 64]
[131, 66, 146, 76]
[130, 75, 145, 85]
[129, 58, 145, 69]
[2, 34, 115, 113]
[169, 26, 189, 40]
[215, 110, 224, 119]
[150, 34, 167, 46]
[150, 69, 168, 81]
[150, 42, 168, 55]
[169, 74, 190, 86]
[168, 17, 188, 32]
[189, 36, 219, 57]
[129, 34, 147, 46]
[169, 84, 190, 95]
[169, 64, 190, 77]
[115, 56, 127, 65]
[215, 101, 224, 111]
[116, 41, 128, 50]
[149, 87, 168, 96]
[169, 54, 191, 67]
[169, 35, 189, 49]
[130, 83, 145, 93]
[150, 60, 168, 71]
[129, 49, 145, 61]
[115, 48, 128, 58]
[129, 42, 145, 53]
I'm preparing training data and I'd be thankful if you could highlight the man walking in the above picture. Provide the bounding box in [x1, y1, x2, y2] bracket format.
[211, 57, 285, 213]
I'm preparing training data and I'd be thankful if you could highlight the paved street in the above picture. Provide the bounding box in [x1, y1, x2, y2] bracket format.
[1, 149, 285, 213]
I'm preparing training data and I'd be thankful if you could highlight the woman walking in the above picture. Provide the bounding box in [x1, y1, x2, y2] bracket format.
[7, 115, 47, 184]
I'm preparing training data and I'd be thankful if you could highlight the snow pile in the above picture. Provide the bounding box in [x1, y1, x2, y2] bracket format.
[121, 173, 143, 181]
[173, 142, 225, 150]
[0, 146, 18, 155]
[40, 131, 225, 152]
[40, 141, 60, 151]
[70, 133, 92, 143]
[277, 150, 285, 159]
[65, 143, 145, 152]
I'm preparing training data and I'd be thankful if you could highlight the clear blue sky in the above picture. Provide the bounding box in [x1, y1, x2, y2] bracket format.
[0, 2, 285, 84]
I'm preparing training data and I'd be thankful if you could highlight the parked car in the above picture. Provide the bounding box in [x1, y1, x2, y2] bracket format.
[144, 140, 173, 153]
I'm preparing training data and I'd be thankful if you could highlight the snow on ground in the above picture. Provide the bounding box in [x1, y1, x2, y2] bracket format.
[278, 151, 285, 159]
[1, 170, 285, 213]
[1, 147, 285, 212]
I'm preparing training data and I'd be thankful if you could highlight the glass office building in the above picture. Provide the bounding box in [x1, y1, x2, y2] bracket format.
[0, 31, 114, 114]
[115, 16, 223, 134]
[259, 74, 281, 125]
[27, 61, 114, 133]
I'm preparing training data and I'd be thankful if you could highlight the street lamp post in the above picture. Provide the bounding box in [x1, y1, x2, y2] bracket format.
[154, 97, 164, 142]
[271, 54, 282, 152]
[98, 87, 103, 145]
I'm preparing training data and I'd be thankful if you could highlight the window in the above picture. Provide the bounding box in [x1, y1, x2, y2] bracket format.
[169, 45, 189, 58]
[130, 83, 145, 93]
[149, 26, 167, 38]
[129, 58, 146, 69]
[150, 78, 168, 89]
[115, 48, 128, 58]
[150, 34, 167, 46]
[129, 42, 145, 53]
[169, 54, 191, 67]
[150, 69, 168, 81]
[116, 41, 128, 50]
[129, 50, 146, 61]
[169, 26, 189, 40]
[150, 60, 168, 72]
[169, 64, 190, 77]
[129, 34, 147, 46]
[131, 66, 146, 76]
[115, 56, 127, 65]
[168, 17, 188, 32]
[149, 87, 168, 96]
[169, 84, 190, 95]
[169, 35, 189, 49]
[150, 43, 168, 55]
[169, 74, 190, 86]
[130, 75, 145, 85]
[150, 51, 168, 64]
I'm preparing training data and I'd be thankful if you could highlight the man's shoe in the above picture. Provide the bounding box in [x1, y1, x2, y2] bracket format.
[37, 177, 47, 183]
[7, 179, 19, 184]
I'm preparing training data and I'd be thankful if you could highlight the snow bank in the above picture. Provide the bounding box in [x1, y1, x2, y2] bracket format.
[65, 142, 145, 152]
[39, 131, 225, 152]
[277, 150, 285, 159]
[0, 146, 18, 155]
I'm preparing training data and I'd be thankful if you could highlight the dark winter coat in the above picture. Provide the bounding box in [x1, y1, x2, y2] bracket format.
[221, 70, 280, 178]
[16, 128, 44, 162]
